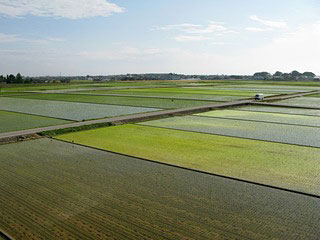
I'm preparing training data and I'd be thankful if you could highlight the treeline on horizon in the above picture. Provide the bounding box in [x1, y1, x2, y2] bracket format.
[253, 70, 318, 80]
[0, 71, 319, 84]
[0, 73, 72, 84]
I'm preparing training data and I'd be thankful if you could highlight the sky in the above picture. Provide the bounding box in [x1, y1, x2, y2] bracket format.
[0, 0, 320, 76]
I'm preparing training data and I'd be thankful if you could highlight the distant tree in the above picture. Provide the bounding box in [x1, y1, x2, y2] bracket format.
[253, 72, 272, 80]
[302, 72, 316, 78]
[282, 73, 291, 80]
[6, 74, 16, 84]
[23, 77, 33, 84]
[15, 73, 23, 84]
[60, 78, 70, 83]
[291, 70, 302, 77]
[0, 75, 5, 83]
[274, 71, 283, 77]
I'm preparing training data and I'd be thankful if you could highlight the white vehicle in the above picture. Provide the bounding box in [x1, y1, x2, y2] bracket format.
[255, 94, 264, 101]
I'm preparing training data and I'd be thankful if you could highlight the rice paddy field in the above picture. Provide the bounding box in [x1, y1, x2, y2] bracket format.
[239, 105, 320, 116]
[9, 93, 217, 109]
[0, 110, 71, 133]
[1, 80, 320, 240]
[0, 97, 159, 121]
[56, 124, 320, 196]
[278, 97, 320, 108]
[76, 88, 257, 101]
[0, 139, 319, 240]
[138, 115, 320, 147]
[196, 109, 320, 127]
[221, 84, 320, 92]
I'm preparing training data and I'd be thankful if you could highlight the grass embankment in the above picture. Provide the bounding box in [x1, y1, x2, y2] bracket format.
[0, 110, 71, 133]
[56, 124, 320, 196]
[0, 138, 319, 239]
[196, 109, 320, 127]
[12, 93, 217, 109]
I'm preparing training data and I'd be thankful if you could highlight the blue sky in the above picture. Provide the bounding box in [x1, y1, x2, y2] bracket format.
[0, 0, 320, 76]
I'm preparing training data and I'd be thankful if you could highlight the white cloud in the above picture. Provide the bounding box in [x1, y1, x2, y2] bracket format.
[77, 47, 177, 61]
[0, 32, 65, 44]
[155, 22, 236, 35]
[0, 33, 20, 42]
[154, 23, 202, 31]
[2, 22, 320, 76]
[245, 27, 273, 32]
[210, 42, 234, 45]
[243, 22, 320, 73]
[173, 35, 210, 42]
[0, 0, 124, 19]
[249, 15, 287, 29]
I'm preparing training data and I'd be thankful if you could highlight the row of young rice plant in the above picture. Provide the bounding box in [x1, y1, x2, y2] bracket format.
[0, 138, 319, 240]
[56, 124, 320, 196]
[0, 110, 72, 133]
[138, 115, 320, 148]
[75, 89, 243, 101]
[182, 86, 302, 94]
[96, 87, 278, 96]
[238, 105, 320, 116]
[196, 109, 320, 127]
[11, 93, 217, 109]
[278, 97, 320, 108]
[0, 97, 159, 121]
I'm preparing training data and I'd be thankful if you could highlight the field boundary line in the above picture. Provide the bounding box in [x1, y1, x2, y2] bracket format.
[0, 100, 252, 141]
[12, 93, 215, 111]
[30, 91, 229, 102]
[252, 102, 320, 110]
[234, 108, 320, 118]
[0, 229, 14, 240]
[193, 114, 320, 128]
[136, 123, 320, 149]
[262, 90, 320, 102]
[0, 108, 75, 122]
[8, 94, 163, 110]
[53, 138, 320, 200]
